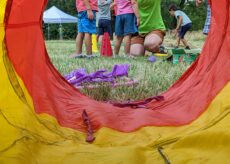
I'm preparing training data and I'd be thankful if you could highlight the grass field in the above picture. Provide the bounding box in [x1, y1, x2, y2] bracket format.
[46, 31, 206, 102]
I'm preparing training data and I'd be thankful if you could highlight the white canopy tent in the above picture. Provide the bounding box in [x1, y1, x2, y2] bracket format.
[43, 6, 78, 40]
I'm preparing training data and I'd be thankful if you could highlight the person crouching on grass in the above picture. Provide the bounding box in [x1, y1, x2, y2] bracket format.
[169, 4, 192, 50]
[130, 0, 166, 56]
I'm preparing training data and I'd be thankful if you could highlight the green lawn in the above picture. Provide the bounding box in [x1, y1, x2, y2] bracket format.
[46, 31, 206, 102]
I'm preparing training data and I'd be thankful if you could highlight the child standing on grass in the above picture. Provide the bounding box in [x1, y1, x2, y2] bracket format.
[196, 0, 211, 35]
[112, 0, 138, 57]
[169, 4, 192, 49]
[97, 0, 113, 44]
[71, 0, 98, 58]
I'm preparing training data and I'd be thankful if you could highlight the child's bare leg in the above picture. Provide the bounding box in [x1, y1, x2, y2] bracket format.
[114, 36, 123, 55]
[176, 36, 181, 47]
[123, 35, 131, 55]
[97, 35, 103, 50]
[144, 33, 163, 53]
[76, 32, 84, 54]
[181, 39, 189, 47]
[98, 35, 103, 45]
[130, 44, 145, 56]
[84, 33, 92, 55]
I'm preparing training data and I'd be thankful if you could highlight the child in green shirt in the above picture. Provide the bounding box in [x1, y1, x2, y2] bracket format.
[130, 0, 166, 56]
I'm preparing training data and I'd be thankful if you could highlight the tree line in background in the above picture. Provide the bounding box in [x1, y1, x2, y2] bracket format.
[43, 0, 207, 40]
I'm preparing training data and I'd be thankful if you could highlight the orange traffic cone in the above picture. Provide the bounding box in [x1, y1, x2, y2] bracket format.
[100, 32, 113, 57]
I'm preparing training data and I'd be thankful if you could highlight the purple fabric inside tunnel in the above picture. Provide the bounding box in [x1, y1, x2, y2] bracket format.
[65, 64, 130, 87]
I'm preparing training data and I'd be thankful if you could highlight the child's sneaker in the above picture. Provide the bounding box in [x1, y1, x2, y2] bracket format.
[113, 54, 124, 58]
[185, 46, 190, 50]
[159, 45, 167, 54]
[127, 55, 136, 59]
[69, 53, 83, 58]
[86, 54, 98, 58]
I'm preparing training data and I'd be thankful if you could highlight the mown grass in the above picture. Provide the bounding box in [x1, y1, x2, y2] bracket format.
[46, 31, 205, 102]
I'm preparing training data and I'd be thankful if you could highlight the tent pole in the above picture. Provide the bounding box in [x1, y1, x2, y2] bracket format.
[48, 24, 50, 40]
[59, 23, 63, 40]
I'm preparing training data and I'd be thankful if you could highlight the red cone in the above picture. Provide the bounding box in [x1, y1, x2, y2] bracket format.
[100, 32, 113, 57]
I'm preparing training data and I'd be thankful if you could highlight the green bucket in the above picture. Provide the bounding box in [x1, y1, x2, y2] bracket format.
[184, 53, 200, 63]
[172, 49, 186, 64]
[172, 48, 200, 64]
[173, 54, 184, 64]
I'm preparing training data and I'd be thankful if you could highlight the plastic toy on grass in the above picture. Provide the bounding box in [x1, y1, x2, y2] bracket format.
[148, 56, 157, 63]
[100, 32, 113, 57]
[65, 64, 138, 89]
[92, 34, 98, 53]
[171, 48, 200, 64]
[149, 52, 171, 62]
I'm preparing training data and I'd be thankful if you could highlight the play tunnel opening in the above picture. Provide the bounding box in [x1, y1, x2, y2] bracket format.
[42, 2, 208, 103]
[4, 0, 227, 130]
[45, 39, 201, 102]
[2, 1, 230, 157]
